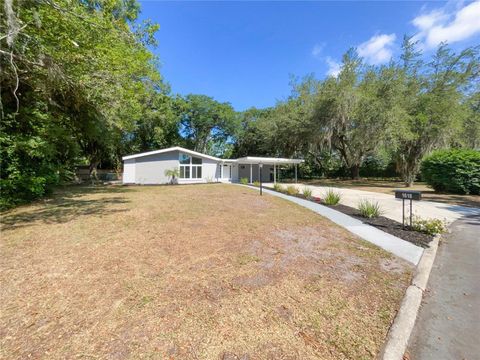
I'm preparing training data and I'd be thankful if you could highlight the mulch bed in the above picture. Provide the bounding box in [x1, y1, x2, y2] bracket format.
[263, 186, 433, 248]
[326, 203, 433, 248]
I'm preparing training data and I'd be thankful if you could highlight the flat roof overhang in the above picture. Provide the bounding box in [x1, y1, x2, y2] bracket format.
[222, 157, 304, 165]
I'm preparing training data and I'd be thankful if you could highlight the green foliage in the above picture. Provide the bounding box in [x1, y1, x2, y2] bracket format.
[311, 50, 399, 179]
[286, 185, 299, 196]
[323, 189, 342, 205]
[357, 199, 383, 218]
[302, 187, 312, 198]
[1, 0, 165, 207]
[240, 177, 249, 185]
[412, 216, 447, 236]
[178, 94, 238, 156]
[394, 38, 479, 186]
[273, 183, 284, 192]
[421, 149, 480, 195]
[253, 180, 260, 187]
[164, 168, 180, 184]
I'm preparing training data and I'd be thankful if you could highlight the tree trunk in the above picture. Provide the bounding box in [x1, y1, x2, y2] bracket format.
[350, 165, 360, 180]
[89, 160, 100, 181]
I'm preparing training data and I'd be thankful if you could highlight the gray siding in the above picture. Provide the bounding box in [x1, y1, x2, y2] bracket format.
[135, 150, 179, 184]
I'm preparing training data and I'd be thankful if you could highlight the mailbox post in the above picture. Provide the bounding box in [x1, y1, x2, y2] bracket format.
[395, 190, 421, 229]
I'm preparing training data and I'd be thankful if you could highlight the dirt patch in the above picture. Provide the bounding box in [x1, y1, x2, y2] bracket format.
[0, 184, 413, 359]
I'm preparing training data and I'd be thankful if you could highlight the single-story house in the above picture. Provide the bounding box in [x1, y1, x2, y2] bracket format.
[122, 146, 304, 185]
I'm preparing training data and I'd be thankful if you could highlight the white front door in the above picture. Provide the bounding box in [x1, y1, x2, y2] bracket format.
[222, 164, 231, 179]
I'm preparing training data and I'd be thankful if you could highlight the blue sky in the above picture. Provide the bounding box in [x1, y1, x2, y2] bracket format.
[139, 1, 480, 111]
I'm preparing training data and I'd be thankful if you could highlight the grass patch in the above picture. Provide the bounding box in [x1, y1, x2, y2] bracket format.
[323, 189, 342, 205]
[357, 199, 383, 218]
[286, 185, 299, 196]
[237, 253, 261, 265]
[302, 187, 313, 198]
[0, 184, 412, 359]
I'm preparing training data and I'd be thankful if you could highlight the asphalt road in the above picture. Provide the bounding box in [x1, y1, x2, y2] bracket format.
[407, 213, 480, 360]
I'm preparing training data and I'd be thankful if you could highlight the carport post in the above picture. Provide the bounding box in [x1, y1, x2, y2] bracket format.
[250, 164, 252, 183]
[274, 163, 276, 184]
[294, 164, 297, 183]
[259, 163, 263, 195]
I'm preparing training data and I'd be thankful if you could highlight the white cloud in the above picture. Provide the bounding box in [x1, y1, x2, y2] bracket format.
[412, 1, 480, 48]
[311, 43, 325, 59]
[325, 56, 341, 77]
[357, 33, 396, 64]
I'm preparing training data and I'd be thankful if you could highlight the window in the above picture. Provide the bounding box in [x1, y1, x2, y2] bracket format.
[179, 153, 202, 179]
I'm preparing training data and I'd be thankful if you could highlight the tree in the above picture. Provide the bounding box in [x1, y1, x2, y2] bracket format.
[310, 50, 398, 179]
[178, 94, 238, 156]
[394, 38, 480, 186]
[461, 91, 480, 149]
[0, 0, 164, 208]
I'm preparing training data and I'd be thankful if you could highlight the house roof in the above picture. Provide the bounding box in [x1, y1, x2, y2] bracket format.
[233, 156, 304, 165]
[122, 146, 221, 161]
[122, 147, 304, 165]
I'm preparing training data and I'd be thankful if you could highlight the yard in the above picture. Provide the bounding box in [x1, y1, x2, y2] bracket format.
[0, 184, 412, 359]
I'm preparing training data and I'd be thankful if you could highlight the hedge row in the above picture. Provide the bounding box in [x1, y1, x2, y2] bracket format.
[421, 149, 480, 195]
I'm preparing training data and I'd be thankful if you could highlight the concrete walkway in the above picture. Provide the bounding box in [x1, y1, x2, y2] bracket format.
[253, 186, 423, 265]
[406, 214, 480, 359]
[265, 183, 480, 226]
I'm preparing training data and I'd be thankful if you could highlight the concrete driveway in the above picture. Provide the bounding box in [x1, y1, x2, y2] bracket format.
[265, 183, 480, 226]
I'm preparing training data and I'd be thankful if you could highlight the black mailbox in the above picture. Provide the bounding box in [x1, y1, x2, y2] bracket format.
[395, 190, 421, 201]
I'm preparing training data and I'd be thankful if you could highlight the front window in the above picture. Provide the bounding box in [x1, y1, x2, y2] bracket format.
[179, 153, 202, 179]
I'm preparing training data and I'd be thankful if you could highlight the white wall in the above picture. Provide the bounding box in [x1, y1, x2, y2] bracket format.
[134, 150, 179, 184]
[126, 149, 222, 184]
[122, 159, 136, 183]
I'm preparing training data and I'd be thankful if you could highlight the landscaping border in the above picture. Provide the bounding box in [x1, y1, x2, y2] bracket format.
[379, 234, 441, 360]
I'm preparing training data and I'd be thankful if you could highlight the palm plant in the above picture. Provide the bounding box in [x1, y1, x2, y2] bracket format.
[164, 168, 180, 184]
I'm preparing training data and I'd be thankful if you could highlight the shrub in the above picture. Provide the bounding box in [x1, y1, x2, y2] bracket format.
[421, 149, 480, 195]
[286, 185, 299, 195]
[273, 183, 283, 192]
[357, 199, 383, 218]
[240, 177, 249, 185]
[253, 180, 260, 187]
[302, 187, 312, 198]
[164, 168, 180, 184]
[323, 189, 341, 205]
[412, 216, 447, 235]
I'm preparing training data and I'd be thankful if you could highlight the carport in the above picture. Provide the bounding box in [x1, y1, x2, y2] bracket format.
[233, 156, 304, 184]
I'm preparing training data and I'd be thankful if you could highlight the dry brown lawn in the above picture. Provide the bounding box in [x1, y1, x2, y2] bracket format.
[0, 184, 413, 359]
[303, 178, 480, 208]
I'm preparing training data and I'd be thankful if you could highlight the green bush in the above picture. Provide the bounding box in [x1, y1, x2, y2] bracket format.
[357, 199, 383, 218]
[323, 189, 341, 205]
[421, 149, 480, 195]
[240, 177, 249, 185]
[302, 187, 312, 198]
[253, 180, 260, 187]
[286, 185, 299, 195]
[273, 183, 283, 192]
[412, 216, 447, 235]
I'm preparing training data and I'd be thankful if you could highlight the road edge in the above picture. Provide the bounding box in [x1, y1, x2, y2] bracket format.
[379, 233, 441, 360]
